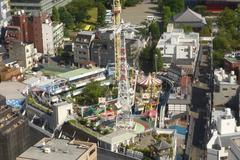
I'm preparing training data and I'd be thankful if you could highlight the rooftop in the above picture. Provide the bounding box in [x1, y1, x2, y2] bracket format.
[98, 130, 137, 145]
[173, 8, 206, 25]
[18, 138, 96, 160]
[224, 56, 240, 63]
[0, 105, 25, 134]
[57, 67, 105, 81]
[0, 81, 26, 100]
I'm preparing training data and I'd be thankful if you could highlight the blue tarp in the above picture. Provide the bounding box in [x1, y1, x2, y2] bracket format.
[169, 125, 187, 135]
[6, 98, 25, 108]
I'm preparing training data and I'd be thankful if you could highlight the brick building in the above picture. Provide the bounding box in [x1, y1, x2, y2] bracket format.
[4, 11, 48, 53]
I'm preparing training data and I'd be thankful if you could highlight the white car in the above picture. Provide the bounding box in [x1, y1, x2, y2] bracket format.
[147, 15, 155, 21]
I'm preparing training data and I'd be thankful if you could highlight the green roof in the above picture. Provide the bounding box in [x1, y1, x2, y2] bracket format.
[41, 64, 73, 76]
[57, 67, 105, 81]
[225, 57, 240, 63]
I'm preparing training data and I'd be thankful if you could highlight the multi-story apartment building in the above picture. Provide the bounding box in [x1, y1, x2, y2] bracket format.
[5, 11, 63, 55]
[42, 20, 64, 55]
[5, 11, 47, 52]
[52, 22, 64, 50]
[0, 0, 11, 35]
[213, 68, 239, 107]
[74, 31, 95, 67]
[156, 23, 199, 68]
[9, 40, 38, 68]
[0, 105, 31, 160]
[207, 108, 240, 160]
[10, 0, 72, 14]
[91, 28, 145, 68]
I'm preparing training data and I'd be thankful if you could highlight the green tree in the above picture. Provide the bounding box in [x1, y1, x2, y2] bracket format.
[213, 35, 231, 51]
[52, 6, 60, 22]
[139, 45, 153, 73]
[97, 2, 106, 26]
[213, 50, 224, 67]
[218, 8, 238, 29]
[149, 22, 160, 41]
[154, 48, 163, 71]
[164, 0, 184, 14]
[200, 25, 211, 36]
[59, 7, 74, 29]
[193, 5, 208, 16]
[76, 81, 107, 105]
[162, 6, 172, 31]
[139, 44, 163, 73]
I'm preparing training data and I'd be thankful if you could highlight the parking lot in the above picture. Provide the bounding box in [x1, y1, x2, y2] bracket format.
[121, 0, 161, 25]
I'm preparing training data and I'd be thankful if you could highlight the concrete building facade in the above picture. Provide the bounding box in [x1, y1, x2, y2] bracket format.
[207, 108, 240, 160]
[0, 105, 31, 160]
[5, 11, 47, 53]
[10, 0, 72, 14]
[213, 68, 239, 107]
[74, 31, 95, 67]
[156, 23, 199, 68]
[0, 0, 11, 34]
[9, 40, 38, 68]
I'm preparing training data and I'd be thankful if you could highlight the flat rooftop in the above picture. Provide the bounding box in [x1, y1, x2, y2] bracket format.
[98, 130, 137, 145]
[57, 67, 105, 81]
[224, 56, 240, 63]
[41, 64, 73, 76]
[18, 138, 95, 160]
[0, 81, 26, 100]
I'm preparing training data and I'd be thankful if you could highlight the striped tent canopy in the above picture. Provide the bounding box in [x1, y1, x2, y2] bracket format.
[138, 74, 162, 86]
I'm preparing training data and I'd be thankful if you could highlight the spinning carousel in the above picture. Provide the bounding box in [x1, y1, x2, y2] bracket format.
[136, 72, 162, 111]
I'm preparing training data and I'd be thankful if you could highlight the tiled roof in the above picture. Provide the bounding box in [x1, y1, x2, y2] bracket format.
[173, 8, 206, 25]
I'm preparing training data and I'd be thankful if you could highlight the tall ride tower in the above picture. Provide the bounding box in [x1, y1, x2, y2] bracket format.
[116, 30, 131, 114]
[113, 0, 121, 80]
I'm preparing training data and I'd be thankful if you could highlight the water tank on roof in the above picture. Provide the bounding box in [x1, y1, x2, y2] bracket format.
[225, 108, 232, 118]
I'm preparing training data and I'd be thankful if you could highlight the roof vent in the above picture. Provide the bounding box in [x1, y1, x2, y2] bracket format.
[43, 147, 51, 153]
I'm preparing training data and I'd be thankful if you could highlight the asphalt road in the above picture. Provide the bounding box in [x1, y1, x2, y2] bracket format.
[188, 45, 212, 159]
[121, 0, 161, 24]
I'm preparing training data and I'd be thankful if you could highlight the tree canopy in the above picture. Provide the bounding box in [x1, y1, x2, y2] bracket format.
[149, 22, 161, 41]
[139, 45, 163, 73]
[213, 7, 240, 67]
[76, 81, 107, 105]
[97, 2, 106, 26]
[59, 7, 74, 29]
[52, 6, 60, 22]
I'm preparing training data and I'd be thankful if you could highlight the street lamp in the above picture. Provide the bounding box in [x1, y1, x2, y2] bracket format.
[155, 54, 158, 73]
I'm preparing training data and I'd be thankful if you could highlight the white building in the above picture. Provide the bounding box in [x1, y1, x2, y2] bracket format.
[98, 130, 137, 152]
[9, 40, 38, 68]
[53, 22, 64, 49]
[156, 24, 199, 68]
[42, 20, 64, 55]
[0, 0, 11, 34]
[207, 108, 240, 160]
[214, 68, 239, 107]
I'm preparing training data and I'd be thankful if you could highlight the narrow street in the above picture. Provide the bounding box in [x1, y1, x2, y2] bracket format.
[187, 44, 212, 160]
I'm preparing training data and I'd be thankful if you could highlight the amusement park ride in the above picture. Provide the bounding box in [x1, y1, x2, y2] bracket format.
[109, 0, 164, 129]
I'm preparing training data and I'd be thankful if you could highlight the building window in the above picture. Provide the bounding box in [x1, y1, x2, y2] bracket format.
[89, 148, 95, 156]
[232, 88, 236, 90]
[224, 96, 229, 98]
[222, 88, 228, 91]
